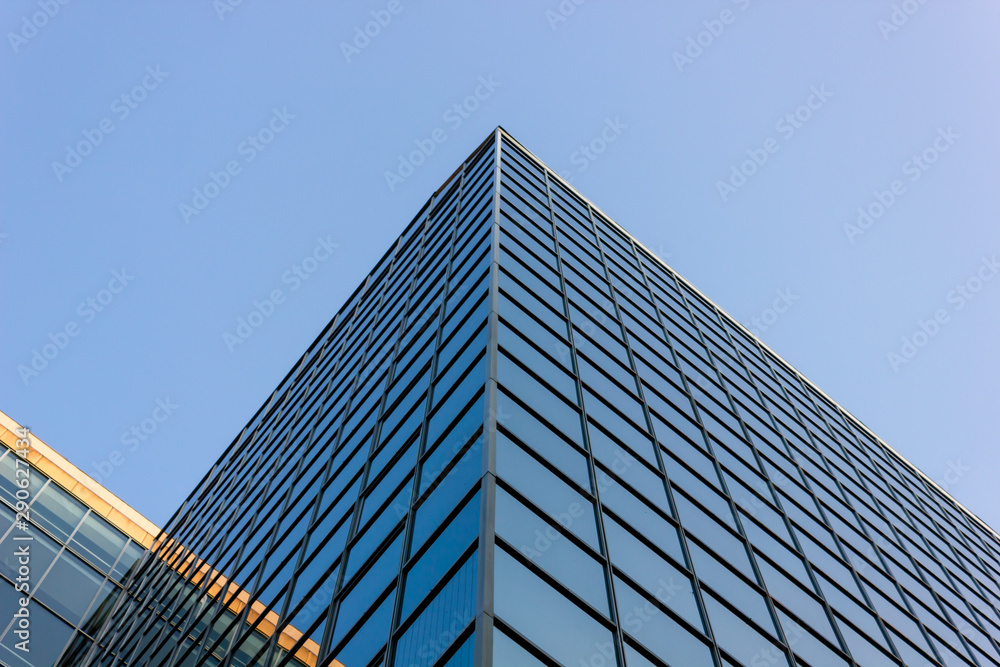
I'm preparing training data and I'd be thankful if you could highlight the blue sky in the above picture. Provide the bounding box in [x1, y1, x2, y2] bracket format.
[2, 1, 998, 531]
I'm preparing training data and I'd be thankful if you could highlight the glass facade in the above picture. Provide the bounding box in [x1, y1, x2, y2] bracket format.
[0, 419, 148, 666]
[80, 129, 1000, 667]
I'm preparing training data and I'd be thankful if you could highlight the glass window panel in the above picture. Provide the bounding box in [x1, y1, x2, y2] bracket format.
[394, 551, 477, 667]
[331, 586, 394, 667]
[498, 345, 576, 406]
[602, 515, 696, 625]
[35, 549, 105, 625]
[434, 332, 486, 405]
[29, 481, 86, 542]
[0, 452, 30, 508]
[589, 427, 670, 514]
[439, 631, 475, 667]
[496, 486, 609, 616]
[687, 541, 774, 633]
[411, 440, 481, 555]
[425, 391, 483, 470]
[499, 270, 567, 338]
[0, 600, 73, 667]
[332, 534, 402, 649]
[835, 616, 898, 667]
[499, 231, 560, 291]
[496, 432, 598, 549]
[498, 392, 588, 490]
[777, 610, 851, 667]
[498, 293, 571, 370]
[498, 353, 582, 436]
[494, 548, 616, 667]
[493, 625, 548, 666]
[673, 492, 754, 579]
[598, 469, 676, 544]
[703, 591, 793, 667]
[344, 482, 408, 583]
[614, 574, 714, 666]
[111, 540, 145, 582]
[402, 491, 479, 619]
[0, 519, 60, 590]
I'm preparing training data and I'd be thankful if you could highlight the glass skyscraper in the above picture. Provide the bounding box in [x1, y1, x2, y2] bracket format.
[79, 128, 1000, 667]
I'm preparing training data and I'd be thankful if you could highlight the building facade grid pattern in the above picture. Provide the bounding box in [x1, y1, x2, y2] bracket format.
[78, 129, 1000, 667]
[0, 445, 146, 666]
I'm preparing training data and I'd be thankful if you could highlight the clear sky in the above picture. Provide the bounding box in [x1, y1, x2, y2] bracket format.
[2, 2, 998, 531]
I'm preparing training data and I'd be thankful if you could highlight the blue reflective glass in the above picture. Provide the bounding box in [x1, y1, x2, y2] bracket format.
[614, 574, 714, 666]
[703, 591, 791, 667]
[493, 625, 548, 666]
[332, 534, 402, 648]
[402, 491, 480, 618]
[494, 547, 615, 666]
[495, 486, 609, 616]
[498, 391, 588, 490]
[35, 549, 104, 625]
[394, 550, 477, 667]
[331, 586, 394, 667]
[30, 480, 86, 542]
[496, 432, 598, 549]
[602, 514, 699, 628]
[411, 440, 481, 555]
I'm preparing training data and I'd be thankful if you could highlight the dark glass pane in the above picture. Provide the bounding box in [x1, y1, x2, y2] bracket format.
[496, 433, 598, 549]
[402, 491, 480, 618]
[614, 575, 714, 666]
[394, 550, 477, 666]
[495, 486, 609, 616]
[35, 549, 105, 624]
[494, 548, 616, 666]
[31, 481, 86, 542]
